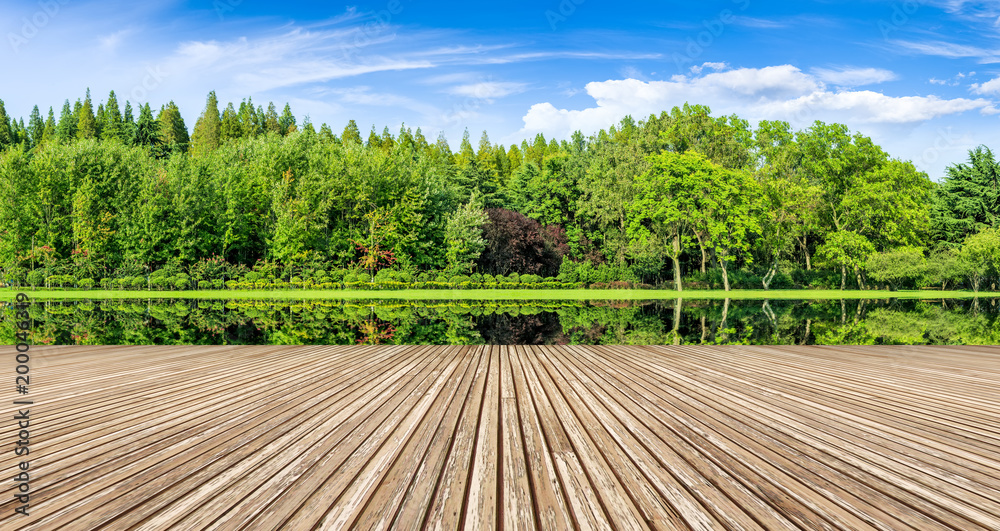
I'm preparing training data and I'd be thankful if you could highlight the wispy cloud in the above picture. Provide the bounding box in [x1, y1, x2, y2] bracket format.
[447, 81, 528, 99]
[970, 75, 1000, 95]
[813, 67, 898, 86]
[895, 39, 1000, 62]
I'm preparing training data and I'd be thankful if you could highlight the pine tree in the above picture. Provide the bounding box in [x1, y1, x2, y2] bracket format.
[94, 103, 106, 139]
[122, 100, 136, 141]
[220, 102, 240, 142]
[157, 101, 189, 154]
[56, 100, 77, 142]
[27, 106, 44, 147]
[264, 103, 281, 134]
[238, 98, 259, 138]
[342, 119, 362, 145]
[133, 103, 162, 149]
[318, 123, 335, 144]
[366, 126, 381, 149]
[0, 99, 12, 148]
[42, 107, 56, 144]
[279, 103, 296, 135]
[190, 91, 222, 157]
[101, 90, 124, 142]
[457, 129, 475, 168]
[76, 88, 97, 140]
[380, 126, 395, 150]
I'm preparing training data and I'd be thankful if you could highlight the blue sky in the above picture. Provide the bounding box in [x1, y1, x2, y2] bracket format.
[2, 0, 999, 178]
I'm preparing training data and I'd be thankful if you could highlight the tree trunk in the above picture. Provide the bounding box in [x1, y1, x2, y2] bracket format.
[761, 260, 777, 290]
[695, 232, 707, 273]
[700, 315, 707, 343]
[855, 268, 864, 290]
[840, 264, 846, 290]
[801, 319, 811, 345]
[720, 259, 730, 291]
[841, 298, 846, 324]
[673, 298, 681, 346]
[672, 232, 683, 292]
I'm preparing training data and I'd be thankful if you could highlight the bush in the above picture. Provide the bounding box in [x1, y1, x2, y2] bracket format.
[78, 278, 95, 289]
[174, 278, 189, 290]
[211, 279, 223, 289]
[131, 276, 146, 290]
[198, 280, 211, 290]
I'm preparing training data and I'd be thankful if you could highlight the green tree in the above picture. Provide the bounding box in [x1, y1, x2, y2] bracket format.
[56, 100, 77, 143]
[101, 90, 124, 142]
[930, 146, 999, 248]
[342, 119, 362, 145]
[444, 191, 488, 275]
[817, 230, 876, 290]
[76, 89, 97, 139]
[157, 101, 189, 154]
[279, 103, 296, 135]
[132, 103, 162, 149]
[0, 99, 15, 148]
[190, 91, 222, 157]
[958, 227, 1000, 292]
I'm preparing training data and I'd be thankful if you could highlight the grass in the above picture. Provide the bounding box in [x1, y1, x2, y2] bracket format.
[1, 288, 997, 301]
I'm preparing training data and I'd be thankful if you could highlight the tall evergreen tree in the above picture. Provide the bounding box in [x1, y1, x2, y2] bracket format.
[190, 91, 222, 157]
[122, 100, 136, 141]
[132, 102, 162, 149]
[94, 103, 106, 139]
[157, 101, 189, 154]
[28, 105, 44, 147]
[318, 123, 335, 144]
[342, 119, 362, 145]
[0, 99, 14, 148]
[42, 107, 56, 144]
[101, 90, 124, 142]
[264, 102, 281, 134]
[237, 98, 259, 138]
[278, 103, 296, 135]
[220, 102, 240, 142]
[366, 126, 381, 149]
[76, 89, 97, 139]
[56, 100, 77, 142]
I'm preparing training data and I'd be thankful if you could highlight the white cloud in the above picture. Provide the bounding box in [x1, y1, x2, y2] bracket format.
[514, 65, 995, 142]
[970, 76, 1000, 95]
[689, 62, 728, 75]
[813, 67, 898, 86]
[447, 81, 527, 100]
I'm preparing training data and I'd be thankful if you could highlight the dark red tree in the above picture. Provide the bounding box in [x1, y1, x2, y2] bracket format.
[478, 208, 567, 276]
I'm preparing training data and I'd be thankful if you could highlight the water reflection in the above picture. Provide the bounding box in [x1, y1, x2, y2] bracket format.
[3, 298, 998, 346]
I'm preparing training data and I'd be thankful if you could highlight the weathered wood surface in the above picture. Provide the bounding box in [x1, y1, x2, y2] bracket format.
[2, 344, 999, 530]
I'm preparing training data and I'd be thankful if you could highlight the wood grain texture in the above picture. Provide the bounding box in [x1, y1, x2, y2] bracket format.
[2, 344, 998, 530]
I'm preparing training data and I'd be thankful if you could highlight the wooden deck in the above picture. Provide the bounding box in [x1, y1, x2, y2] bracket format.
[3, 344, 1000, 530]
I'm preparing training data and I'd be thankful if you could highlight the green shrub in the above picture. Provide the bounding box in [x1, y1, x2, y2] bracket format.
[211, 279, 224, 289]
[198, 280, 211, 290]
[174, 278, 189, 290]
[131, 277, 146, 290]
[78, 278, 95, 289]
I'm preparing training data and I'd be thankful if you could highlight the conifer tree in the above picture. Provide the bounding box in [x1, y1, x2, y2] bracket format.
[157, 101, 189, 154]
[457, 129, 475, 168]
[94, 103, 106, 139]
[122, 100, 136, 141]
[279, 103, 296, 135]
[220, 102, 240, 142]
[76, 89, 97, 139]
[318, 123, 335, 143]
[367, 126, 381, 149]
[133, 103, 162, 149]
[28, 105, 44, 147]
[56, 100, 77, 142]
[342, 119, 362, 145]
[264, 103, 281, 134]
[0, 99, 12, 148]
[101, 90, 124, 142]
[190, 91, 222, 157]
[42, 107, 56, 143]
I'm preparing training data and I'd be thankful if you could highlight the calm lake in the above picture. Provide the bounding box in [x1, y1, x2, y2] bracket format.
[5, 298, 999, 345]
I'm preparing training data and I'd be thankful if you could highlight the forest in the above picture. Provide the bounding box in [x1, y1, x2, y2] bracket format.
[0, 89, 998, 293]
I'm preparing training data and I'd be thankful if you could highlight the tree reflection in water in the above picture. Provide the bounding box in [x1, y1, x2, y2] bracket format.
[3, 298, 998, 346]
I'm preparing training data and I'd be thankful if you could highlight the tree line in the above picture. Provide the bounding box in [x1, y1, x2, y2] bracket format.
[0, 90, 997, 291]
